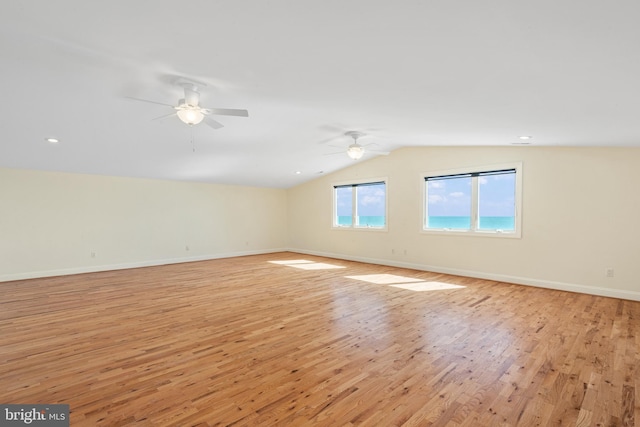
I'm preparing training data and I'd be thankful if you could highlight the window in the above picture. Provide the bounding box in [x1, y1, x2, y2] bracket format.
[334, 179, 387, 229]
[423, 163, 522, 237]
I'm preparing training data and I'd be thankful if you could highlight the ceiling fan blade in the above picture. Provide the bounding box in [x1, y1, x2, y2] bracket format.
[204, 108, 249, 117]
[369, 150, 390, 155]
[151, 112, 177, 121]
[323, 151, 345, 156]
[204, 116, 225, 129]
[125, 96, 175, 108]
[318, 124, 349, 133]
[317, 135, 344, 145]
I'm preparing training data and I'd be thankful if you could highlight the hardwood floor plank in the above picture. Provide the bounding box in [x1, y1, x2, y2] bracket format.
[1, 252, 638, 425]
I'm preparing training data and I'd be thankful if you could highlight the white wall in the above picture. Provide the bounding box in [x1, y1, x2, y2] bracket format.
[0, 168, 287, 281]
[287, 146, 640, 300]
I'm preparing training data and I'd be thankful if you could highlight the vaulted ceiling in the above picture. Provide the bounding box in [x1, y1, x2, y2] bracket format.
[2, 1, 639, 188]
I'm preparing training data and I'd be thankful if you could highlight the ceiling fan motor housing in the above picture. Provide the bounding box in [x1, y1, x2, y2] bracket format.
[183, 87, 200, 107]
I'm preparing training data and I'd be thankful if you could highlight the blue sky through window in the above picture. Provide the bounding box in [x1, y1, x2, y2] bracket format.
[427, 176, 472, 217]
[428, 174, 515, 217]
[335, 182, 386, 227]
[356, 184, 386, 217]
[336, 187, 352, 217]
[478, 174, 516, 217]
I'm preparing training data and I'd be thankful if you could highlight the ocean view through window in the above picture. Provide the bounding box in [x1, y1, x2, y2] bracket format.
[423, 163, 522, 237]
[334, 179, 387, 230]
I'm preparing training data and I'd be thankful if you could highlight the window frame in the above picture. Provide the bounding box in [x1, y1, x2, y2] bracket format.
[421, 162, 522, 238]
[332, 177, 388, 231]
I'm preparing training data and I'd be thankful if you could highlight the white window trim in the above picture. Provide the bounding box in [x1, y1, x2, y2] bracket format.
[332, 177, 388, 231]
[420, 162, 522, 238]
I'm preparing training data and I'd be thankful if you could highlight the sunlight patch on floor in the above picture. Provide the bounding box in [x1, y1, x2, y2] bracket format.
[346, 274, 465, 292]
[390, 282, 466, 292]
[345, 274, 424, 285]
[290, 263, 346, 270]
[269, 260, 346, 270]
[269, 260, 314, 265]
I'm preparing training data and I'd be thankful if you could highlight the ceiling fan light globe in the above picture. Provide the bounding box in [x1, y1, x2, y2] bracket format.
[177, 108, 204, 125]
[347, 144, 365, 160]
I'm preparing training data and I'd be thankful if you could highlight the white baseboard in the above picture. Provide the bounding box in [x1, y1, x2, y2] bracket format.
[288, 248, 640, 302]
[0, 248, 288, 283]
[5, 247, 639, 302]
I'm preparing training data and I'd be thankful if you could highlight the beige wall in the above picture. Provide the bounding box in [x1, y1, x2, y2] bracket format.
[0, 168, 287, 281]
[287, 146, 640, 300]
[3, 146, 639, 300]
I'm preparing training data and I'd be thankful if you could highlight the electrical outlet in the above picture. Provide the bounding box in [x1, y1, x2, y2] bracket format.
[185, 245, 190, 251]
[91, 252, 96, 258]
[606, 268, 614, 278]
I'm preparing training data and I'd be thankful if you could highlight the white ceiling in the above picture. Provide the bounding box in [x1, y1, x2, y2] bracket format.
[2, 1, 639, 188]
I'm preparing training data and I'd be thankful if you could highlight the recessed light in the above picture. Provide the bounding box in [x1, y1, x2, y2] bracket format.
[295, 171, 302, 175]
[518, 136, 532, 140]
[45, 137, 59, 144]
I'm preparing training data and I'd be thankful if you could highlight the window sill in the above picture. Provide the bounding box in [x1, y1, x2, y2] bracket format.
[332, 226, 388, 232]
[420, 229, 521, 239]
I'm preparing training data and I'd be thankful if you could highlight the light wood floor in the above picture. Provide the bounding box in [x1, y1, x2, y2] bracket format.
[1, 253, 638, 426]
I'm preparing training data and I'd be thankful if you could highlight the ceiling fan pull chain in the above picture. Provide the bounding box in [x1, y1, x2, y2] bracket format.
[191, 125, 196, 152]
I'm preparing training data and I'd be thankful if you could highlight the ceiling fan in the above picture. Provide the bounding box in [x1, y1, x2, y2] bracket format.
[127, 78, 248, 129]
[326, 131, 390, 160]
